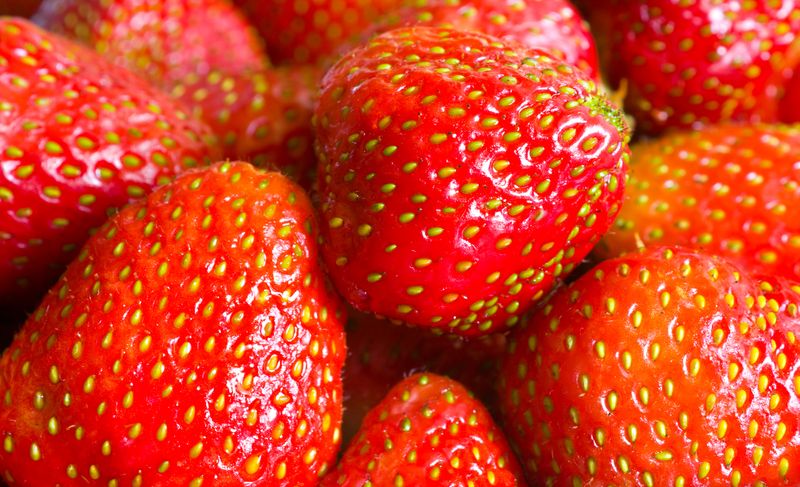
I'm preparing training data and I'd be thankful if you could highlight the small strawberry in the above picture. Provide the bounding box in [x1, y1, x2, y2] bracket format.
[35, 0, 269, 90]
[172, 65, 321, 189]
[0, 1, 41, 17]
[0, 162, 346, 485]
[599, 124, 800, 281]
[323, 373, 524, 486]
[499, 246, 800, 485]
[314, 27, 630, 336]
[587, 0, 800, 134]
[379, 0, 600, 79]
[233, 0, 404, 65]
[342, 311, 506, 443]
[0, 19, 217, 312]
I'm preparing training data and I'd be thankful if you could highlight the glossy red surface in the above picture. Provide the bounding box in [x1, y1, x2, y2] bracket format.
[0, 163, 347, 485]
[590, 0, 800, 134]
[500, 247, 800, 485]
[323, 373, 524, 486]
[0, 19, 217, 312]
[315, 27, 630, 336]
[599, 124, 800, 282]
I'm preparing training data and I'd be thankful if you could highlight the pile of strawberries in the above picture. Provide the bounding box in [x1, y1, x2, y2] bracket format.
[0, 0, 799, 485]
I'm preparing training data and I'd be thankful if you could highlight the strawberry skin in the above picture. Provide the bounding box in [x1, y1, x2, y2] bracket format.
[314, 27, 630, 336]
[499, 246, 800, 485]
[0, 162, 347, 485]
[323, 373, 524, 486]
[342, 311, 506, 443]
[1, 1, 41, 16]
[588, 0, 800, 134]
[173, 65, 321, 189]
[233, 0, 404, 65]
[599, 124, 800, 282]
[780, 72, 800, 123]
[0, 19, 217, 312]
[382, 0, 600, 79]
[35, 0, 269, 89]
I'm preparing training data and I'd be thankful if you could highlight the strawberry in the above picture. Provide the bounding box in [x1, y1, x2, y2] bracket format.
[342, 311, 506, 443]
[0, 19, 217, 313]
[0, 161, 346, 485]
[1, 1, 41, 17]
[34, 0, 269, 90]
[172, 65, 321, 189]
[499, 246, 800, 485]
[314, 27, 630, 336]
[587, 0, 800, 134]
[233, 0, 404, 65]
[378, 0, 600, 79]
[323, 373, 524, 486]
[598, 124, 800, 282]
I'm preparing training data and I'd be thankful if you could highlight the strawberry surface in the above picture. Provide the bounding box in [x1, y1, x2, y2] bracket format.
[233, 0, 404, 65]
[323, 373, 524, 486]
[0, 19, 217, 313]
[314, 27, 630, 336]
[0, 1, 42, 16]
[0, 162, 346, 485]
[500, 246, 800, 485]
[342, 311, 506, 444]
[780, 71, 800, 123]
[173, 65, 321, 189]
[35, 0, 269, 90]
[588, 0, 800, 134]
[378, 0, 600, 79]
[599, 124, 800, 281]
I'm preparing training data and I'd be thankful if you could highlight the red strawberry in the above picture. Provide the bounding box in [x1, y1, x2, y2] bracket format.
[34, 0, 269, 90]
[314, 27, 630, 336]
[599, 124, 800, 282]
[172, 65, 321, 189]
[0, 162, 346, 485]
[1, 1, 42, 16]
[323, 373, 524, 486]
[587, 0, 800, 134]
[499, 246, 800, 485]
[342, 311, 506, 443]
[0, 19, 217, 312]
[378, 0, 600, 79]
[233, 0, 404, 65]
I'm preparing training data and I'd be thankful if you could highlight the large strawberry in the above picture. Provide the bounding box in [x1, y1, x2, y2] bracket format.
[314, 27, 630, 336]
[342, 311, 506, 443]
[173, 65, 321, 188]
[599, 124, 800, 281]
[323, 373, 524, 486]
[233, 0, 404, 65]
[0, 19, 216, 313]
[34, 0, 269, 90]
[587, 0, 800, 134]
[377, 0, 600, 79]
[500, 246, 800, 484]
[0, 162, 346, 485]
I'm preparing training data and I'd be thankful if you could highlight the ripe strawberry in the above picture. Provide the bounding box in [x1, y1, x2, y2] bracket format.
[233, 0, 404, 65]
[342, 311, 506, 443]
[499, 246, 800, 485]
[0, 162, 346, 485]
[35, 0, 269, 90]
[314, 27, 630, 336]
[598, 124, 800, 282]
[1, 1, 42, 16]
[323, 373, 524, 486]
[587, 0, 800, 134]
[378, 0, 600, 79]
[0, 19, 217, 313]
[172, 65, 321, 188]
